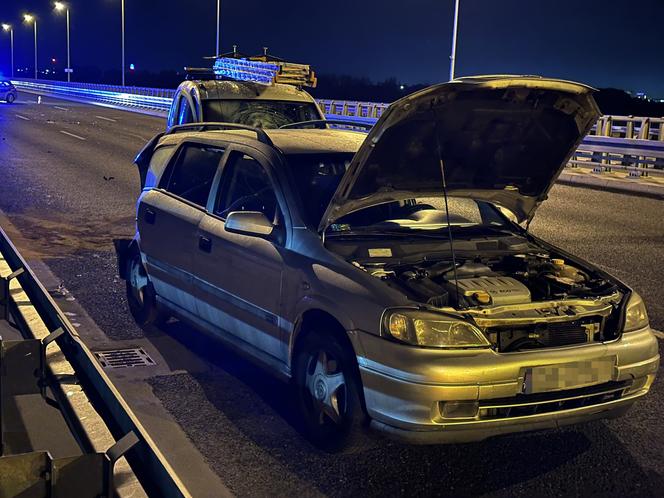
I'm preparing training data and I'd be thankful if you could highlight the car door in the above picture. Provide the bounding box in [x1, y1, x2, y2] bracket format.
[193, 148, 288, 364]
[138, 142, 225, 313]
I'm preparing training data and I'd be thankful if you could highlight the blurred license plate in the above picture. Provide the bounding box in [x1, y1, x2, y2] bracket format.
[524, 357, 615, 394]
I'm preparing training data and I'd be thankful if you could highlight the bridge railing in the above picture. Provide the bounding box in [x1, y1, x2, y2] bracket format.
[12, 79, 174, 113]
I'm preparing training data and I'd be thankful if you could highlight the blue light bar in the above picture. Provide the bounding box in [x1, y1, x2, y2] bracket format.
[213, 58, 279, 85]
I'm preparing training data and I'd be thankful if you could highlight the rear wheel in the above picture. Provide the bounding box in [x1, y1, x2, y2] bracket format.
[6, 93, 15, 104]
[126, 252, 168, 327]
[294, 332, 370, 453]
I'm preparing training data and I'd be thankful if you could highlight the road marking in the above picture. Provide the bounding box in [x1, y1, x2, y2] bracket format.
[95, 115, 117, 122]
[15, 114, 30, 121]
[59, 130, 86, 141]
[127, 133, 147, 141]
[54, 106, 69, 111]
[653, 329, 664, 340]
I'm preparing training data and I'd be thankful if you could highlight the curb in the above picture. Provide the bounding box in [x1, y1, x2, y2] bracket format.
[557, 171, 664, 199]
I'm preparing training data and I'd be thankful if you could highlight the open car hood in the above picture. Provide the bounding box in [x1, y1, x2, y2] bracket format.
[319, 76, 600, 231]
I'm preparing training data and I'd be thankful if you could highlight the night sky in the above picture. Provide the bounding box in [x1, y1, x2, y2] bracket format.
[1, 0, 663, 97]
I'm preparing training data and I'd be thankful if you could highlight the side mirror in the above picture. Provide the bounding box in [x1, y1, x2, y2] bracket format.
[224, 211, 274, 238]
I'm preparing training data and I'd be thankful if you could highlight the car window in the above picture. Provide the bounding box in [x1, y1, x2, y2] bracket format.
[160, 144, 225, 206]
[215, 153, 278, 221]
[203, 99, 320, 128]
[144, 145, 176, 189]
[178, 97, 194, 125]
[285, 153, 353, 227]
[337, 197, 506, 230]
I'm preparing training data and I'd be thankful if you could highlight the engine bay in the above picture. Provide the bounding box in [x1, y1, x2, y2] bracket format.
[342, 240, 624, 352]
[369, 253, 618, 310]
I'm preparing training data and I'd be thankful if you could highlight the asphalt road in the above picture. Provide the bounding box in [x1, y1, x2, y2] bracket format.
[1, 94, 663, 497]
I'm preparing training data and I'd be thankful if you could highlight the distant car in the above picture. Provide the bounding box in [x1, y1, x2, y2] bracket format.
[0, 81, 17, 103]
[121, 76, 659, 452]
[166, 79, 324, 130]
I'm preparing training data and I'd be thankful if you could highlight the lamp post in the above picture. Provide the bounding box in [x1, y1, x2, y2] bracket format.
[23, 14, 37, 80]
[54, 2, 71, 82]
[121, 0, 125, 86]
[1, 24, 12, 78]
[449, 0, 460, 80]
[216, 0, 221, 56]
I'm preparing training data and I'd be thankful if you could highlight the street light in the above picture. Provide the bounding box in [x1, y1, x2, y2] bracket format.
[1, 23, 12, 78]
[449, 0, 460, 80]
[54, 2, 71, 82]
[216, 0, 221, 56]
[23, 14, 37, 80]
[120, 0, 125, 86]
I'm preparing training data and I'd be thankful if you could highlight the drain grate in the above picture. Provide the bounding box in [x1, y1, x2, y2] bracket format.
[94, 348, 156, 369]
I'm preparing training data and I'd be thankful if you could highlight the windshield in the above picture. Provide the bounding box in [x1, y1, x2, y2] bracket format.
[329, 197, 509, 236]
[286, 153, 509, 231]
[287, 153, 353, 226]
[203, 99, 321, 129]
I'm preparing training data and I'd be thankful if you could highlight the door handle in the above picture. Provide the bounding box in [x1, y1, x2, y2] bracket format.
[144, 208, 156, 225]
[199, 235, 212, 253]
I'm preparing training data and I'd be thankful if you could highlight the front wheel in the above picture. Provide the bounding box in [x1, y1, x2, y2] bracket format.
[6, 93, 16, 104]
[294, 332, 370, 453]
[126, 252, 168, 327]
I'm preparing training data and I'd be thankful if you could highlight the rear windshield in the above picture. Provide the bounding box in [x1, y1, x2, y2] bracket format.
[203, 99, 320, 129]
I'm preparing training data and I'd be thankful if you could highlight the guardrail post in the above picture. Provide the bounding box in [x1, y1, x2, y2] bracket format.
[626, 116, 634, 140]
[105, 431, 139, 498]
[603, 116, 613, 137]
[40, 327, 65, 397]
[1, 268, 24, 321]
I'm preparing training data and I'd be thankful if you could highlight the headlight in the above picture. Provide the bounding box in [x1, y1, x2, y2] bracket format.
[383, 309, 490, 348]
[623, 292, 649, 332]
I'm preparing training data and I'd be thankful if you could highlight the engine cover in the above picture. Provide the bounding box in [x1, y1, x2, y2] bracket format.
[455, 276, 532, 306]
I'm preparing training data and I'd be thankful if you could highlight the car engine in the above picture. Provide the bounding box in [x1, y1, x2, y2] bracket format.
[354, 251, 622, 352]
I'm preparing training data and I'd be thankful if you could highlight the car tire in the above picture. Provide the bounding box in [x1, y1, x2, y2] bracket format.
[6, 93, 15, 104]
[294, 331, 372, 453]
[126, 252, 168, 327]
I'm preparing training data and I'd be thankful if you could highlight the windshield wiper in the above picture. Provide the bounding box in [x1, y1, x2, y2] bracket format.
[327, 224, 513, 239]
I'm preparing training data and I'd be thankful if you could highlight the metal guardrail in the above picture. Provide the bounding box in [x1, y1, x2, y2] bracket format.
[11, 78, 664, 180]
[12, 79, 174, 113]
[0, 226, 191, 497]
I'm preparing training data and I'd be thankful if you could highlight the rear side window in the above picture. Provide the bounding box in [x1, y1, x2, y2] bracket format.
[161, 145, 225, 207]
[144, 145, 176, 189]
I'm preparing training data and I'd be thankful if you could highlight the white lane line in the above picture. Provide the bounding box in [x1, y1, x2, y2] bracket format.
[653, 329, 664, 340]
[59, 130, 87, 141]
[95, 115, 117, 122]
[15, 114, 30, 121]
[54, 106, 69, 111]
[127, 133, 148, 141]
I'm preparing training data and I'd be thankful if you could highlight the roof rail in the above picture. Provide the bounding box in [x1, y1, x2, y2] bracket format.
[183, 67, 216, 81]
[279, 119, 373, 131]
[165, 122, 274, 146]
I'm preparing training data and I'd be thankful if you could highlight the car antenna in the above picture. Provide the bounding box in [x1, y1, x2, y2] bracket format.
[433, 120, 462, 309]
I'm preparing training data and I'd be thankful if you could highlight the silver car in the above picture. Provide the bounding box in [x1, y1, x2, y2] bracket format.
[0, 80, 17, 103]
[121, 76, 659, 452]
[167, 79, 324, 130]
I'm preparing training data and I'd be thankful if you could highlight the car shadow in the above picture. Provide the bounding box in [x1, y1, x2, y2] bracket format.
[149, 318, 663, 497]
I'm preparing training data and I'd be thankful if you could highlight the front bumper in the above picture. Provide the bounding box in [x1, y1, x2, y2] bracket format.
[350, 326, 659, 444]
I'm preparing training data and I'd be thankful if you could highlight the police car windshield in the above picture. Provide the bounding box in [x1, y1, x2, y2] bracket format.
[203, 99, 320, 129]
